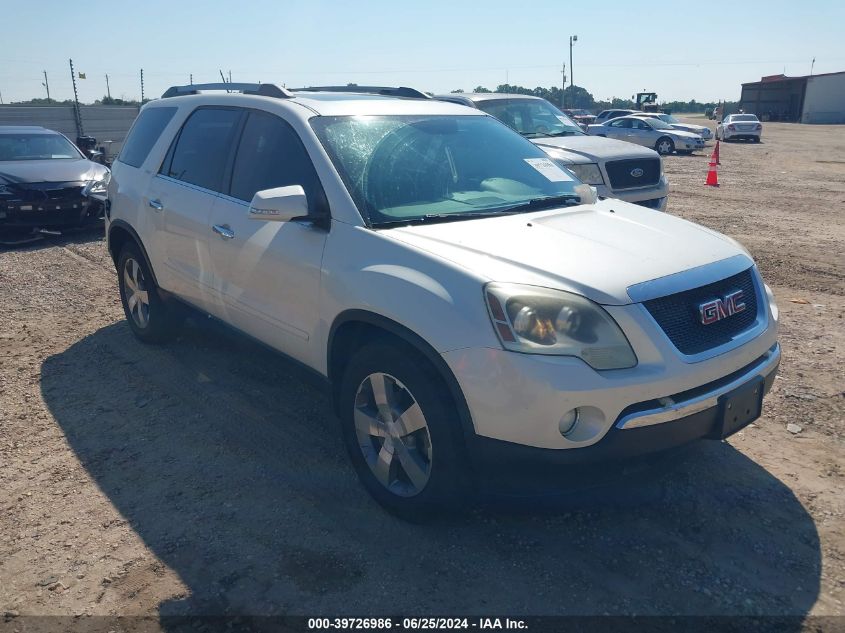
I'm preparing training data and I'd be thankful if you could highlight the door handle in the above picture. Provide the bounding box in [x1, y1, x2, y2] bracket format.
[148, 199, 163, 211]
[212, 224, 235, 240]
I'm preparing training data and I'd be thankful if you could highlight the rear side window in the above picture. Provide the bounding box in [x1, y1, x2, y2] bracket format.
[229, 111, 322, 211]
[163, 107, 242, 193]
[118, 107, 177, 168]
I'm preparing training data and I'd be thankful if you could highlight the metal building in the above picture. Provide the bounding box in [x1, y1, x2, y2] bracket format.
[739, 71, 845, 123]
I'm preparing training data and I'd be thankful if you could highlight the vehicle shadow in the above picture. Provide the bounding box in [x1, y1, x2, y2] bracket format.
[41, 319, 821, 622]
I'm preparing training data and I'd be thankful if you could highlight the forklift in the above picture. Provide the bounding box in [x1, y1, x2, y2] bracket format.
[634, 92, 663, 113]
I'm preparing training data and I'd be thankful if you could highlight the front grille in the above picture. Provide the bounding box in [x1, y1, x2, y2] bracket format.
[605, 158, 661, 190]
[643, 268, 759, 355]
[18, 182, 86, 203]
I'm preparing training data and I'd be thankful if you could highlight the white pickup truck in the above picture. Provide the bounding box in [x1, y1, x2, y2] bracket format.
[435, 93, 669, 211]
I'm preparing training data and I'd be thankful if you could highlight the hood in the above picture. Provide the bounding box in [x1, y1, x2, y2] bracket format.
[0, 158, 107, 185]
[664, 128, 701, 140]
[674, 124, 707, 133]
[381, 198, 748, 305]
[531, 134, 659, 163]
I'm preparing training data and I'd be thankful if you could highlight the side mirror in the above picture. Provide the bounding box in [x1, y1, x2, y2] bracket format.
[248, 185, 308, 222]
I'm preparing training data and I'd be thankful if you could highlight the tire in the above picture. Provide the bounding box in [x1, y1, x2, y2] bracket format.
[753, 137, 761, 143]
[655, 136, 675, 155]
[339, 341, 469, 520]
[117, 243, 182, 343]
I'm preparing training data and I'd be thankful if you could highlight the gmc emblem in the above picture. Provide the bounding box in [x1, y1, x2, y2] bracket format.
[698, 290, 746, 325]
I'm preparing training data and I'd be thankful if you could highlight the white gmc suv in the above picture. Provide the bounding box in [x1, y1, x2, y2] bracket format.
[107, 83, 780, 517]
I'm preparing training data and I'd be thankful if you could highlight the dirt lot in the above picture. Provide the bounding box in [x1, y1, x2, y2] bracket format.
[1, 118, 843, 627]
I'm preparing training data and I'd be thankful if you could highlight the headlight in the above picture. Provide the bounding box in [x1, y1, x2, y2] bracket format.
[484, 283, 637, 370]
[82, 171, 111, 200]
[560, 162, 604, 185]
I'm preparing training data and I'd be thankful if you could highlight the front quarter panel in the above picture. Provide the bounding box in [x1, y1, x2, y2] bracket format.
[317, 221, 498, 375]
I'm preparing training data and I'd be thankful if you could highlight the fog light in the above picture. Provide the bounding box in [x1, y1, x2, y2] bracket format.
[559, 409, 580, 436]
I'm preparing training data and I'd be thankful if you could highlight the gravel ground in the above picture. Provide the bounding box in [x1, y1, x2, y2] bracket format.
[1, 118, 843, 627]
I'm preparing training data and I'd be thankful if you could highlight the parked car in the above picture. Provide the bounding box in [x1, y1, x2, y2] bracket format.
[717, 114, 763, 142]
[562, 108, 596, 127]
[631, 112, 713, 140]
[435, 93, 668, 210]
[0, 126, 110, 244]
[107, 83, 780, 517]
[594, 109, 641, 124]
[587, 116, 706, 155]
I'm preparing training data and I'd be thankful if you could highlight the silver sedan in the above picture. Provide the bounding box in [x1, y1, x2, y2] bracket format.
[630, 112, 713, 140]
[587, 116, 706, 155]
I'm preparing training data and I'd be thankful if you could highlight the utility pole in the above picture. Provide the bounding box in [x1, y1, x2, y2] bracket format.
[811, 57, 816, 76]
[560, 63, 566, 108]
[140, 68, 145, 102]
[569, 35, 578, 90]
[105, 74, 111, 99]
[69, 58, 84, 136]
[228, 70, 232, 83]
[42, 70, 51, 101]
[190, 73, 193, 85]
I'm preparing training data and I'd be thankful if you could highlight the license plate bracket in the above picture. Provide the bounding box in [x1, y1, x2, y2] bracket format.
[715, 375, 764, 439]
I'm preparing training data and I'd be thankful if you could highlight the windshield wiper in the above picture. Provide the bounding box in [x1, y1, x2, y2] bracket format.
[498, 194, 582, 214]
[371, 209, 523, 228]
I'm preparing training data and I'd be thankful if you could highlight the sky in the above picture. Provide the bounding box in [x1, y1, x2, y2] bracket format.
[2, 0, 844, 105]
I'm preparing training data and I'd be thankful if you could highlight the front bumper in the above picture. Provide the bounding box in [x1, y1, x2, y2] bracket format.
[451, 341, 779, 493]
[676, 138, 706, 151]
[0, 198, 104, 232]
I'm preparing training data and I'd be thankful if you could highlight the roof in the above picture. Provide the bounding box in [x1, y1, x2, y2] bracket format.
[742, 70, 845, 87]
[436, 92, 545, 103]
[0, 125, 55, 134]
[146, 91, 477, 117]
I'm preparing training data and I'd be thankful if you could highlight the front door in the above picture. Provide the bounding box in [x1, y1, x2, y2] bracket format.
[207, 109, 328, 366]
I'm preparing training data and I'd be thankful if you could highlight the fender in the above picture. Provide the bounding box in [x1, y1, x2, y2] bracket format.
[328, 309, 477, 444]
[107, 219, 160, 287]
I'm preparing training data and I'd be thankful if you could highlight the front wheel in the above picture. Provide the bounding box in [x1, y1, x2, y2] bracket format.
[339, 342, 468, 519]
[117, 244, 181, 343]
[655, 137, 675, 155]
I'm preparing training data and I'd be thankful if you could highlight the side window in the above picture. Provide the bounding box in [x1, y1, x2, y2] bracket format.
[229, 111, 323, 213]
[609, 118, 631, 128]
[633, 119, 650, 130]
[118, 107, 177, 168]
[163, 108, 242, 193]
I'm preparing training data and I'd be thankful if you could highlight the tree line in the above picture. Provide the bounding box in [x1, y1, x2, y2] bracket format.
[8, 86, 736, 114]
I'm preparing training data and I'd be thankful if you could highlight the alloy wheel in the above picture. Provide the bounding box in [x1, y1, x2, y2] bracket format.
[353, 372, 433, 497]
[123, 257, 150, 328]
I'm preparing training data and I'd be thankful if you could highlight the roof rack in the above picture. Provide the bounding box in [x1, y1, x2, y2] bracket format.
[161, 83, 293, 99]
[292, 85, 430, 99]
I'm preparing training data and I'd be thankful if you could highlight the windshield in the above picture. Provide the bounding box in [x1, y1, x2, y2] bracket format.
[311, 115, 583, 226]
[646, 118, 673, 130]
[733, 114, 759, 122]
[0, 133, 82, 161]
[473, 99, 586, 138]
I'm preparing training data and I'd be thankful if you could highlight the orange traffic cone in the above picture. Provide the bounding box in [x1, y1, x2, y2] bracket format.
[713, 140, 721, 165]
[705, 158, 719, 187]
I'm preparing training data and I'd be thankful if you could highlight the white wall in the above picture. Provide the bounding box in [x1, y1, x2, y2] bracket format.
[801, 74, 845, 124]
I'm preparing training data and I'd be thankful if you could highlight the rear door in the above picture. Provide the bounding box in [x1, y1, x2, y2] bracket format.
[207, 109, 328, 365]
[147, 106, 244, 307]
